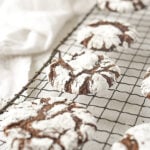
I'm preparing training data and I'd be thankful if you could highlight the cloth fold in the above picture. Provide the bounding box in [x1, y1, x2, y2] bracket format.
[0, 0, 96, 101]
[0, 56, 31, 100]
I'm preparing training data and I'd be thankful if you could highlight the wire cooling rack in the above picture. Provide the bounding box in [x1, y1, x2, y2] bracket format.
[0, 5, 150, 150]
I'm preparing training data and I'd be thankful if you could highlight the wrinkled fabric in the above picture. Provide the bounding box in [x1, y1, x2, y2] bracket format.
[0, 0, 96, 100]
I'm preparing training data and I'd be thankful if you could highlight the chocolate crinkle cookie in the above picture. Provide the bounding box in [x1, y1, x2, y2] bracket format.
[141, 67, 150, 99]
[1, 97, 97, 150]
[111, 123, 150, 150]
[47, 50, 121, 95]
[77, 20, 137, 51]
[97, 0, 150, 13]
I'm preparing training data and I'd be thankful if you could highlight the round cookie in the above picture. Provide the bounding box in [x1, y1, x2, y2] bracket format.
[97, 0, 150, 13]
[47, 50, 121, 95]
[2, 97, 97, 150]
[77, 20, 136, 51]
[141, 68, 150, 99]
[111, 123, 150, 150]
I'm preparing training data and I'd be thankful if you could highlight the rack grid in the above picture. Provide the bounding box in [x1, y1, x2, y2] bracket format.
[0, 5, 150, 150]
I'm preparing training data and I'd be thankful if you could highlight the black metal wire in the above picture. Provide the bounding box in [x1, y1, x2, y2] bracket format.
[0, 5, 150, 150]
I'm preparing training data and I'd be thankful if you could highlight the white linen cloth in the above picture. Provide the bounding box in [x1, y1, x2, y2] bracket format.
[0, 0, 96, 101]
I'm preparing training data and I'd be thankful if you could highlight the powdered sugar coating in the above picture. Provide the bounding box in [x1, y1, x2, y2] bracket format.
[111, 123, 150, 150]
[47, 50, 121, 95]
[0, 100, 43, 128]
[2, 97, 97, 150]
[98, 0, 150, 13]
[77, 20, 137, 51]
[141, 67, 150, 99]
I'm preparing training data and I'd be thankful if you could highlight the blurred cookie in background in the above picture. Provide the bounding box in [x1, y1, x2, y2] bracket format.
[97, 0, 150, 13]
[141, 67, 150, 99]
[111, 123, 150, 150]
[77, 20, 137, 51]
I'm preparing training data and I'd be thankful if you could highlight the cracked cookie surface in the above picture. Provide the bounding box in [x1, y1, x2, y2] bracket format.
[111, 123, 150, 150]
[97, 0, 150, 12]
[2, 97, 97, 150]
[77, 20, 136, 51]
[47, 50, 121, 95]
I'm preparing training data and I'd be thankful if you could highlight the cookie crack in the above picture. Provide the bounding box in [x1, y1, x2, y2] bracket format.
[4, 98, 96, 150]
[4, 98, 69, 150]
[132, 0, 146, 10]
[71, 115, 97, 145]
[121, 134, 139, 150]
[118, 34, 133, 46]
[89, 21, 129, 33]
[101, 74, 114, 87]
[49, 55, 73, 85]
[106, 1, 117, 12]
